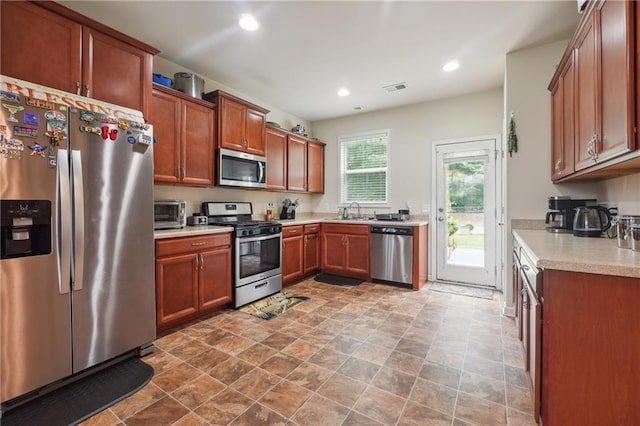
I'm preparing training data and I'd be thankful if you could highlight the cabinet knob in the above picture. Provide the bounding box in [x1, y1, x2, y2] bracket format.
[76, 82, 81, 95]
[85, 84, 90, 98]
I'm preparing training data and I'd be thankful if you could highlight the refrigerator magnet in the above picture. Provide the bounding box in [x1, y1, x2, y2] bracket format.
[6, 138, 24, 151]
[13, 126, 38, 139]
[28, 142, 48, 157]
[45, 110, 66, 123]
[26, 98, 54, 110]
[23, 112, 40, 126]
[2, 103, 23, 122]
[48, 148, 57, 168]
[80, 111, 96, 123]
[0, 91, 20, 103]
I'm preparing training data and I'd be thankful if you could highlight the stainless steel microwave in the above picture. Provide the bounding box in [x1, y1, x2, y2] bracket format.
[218, 148, 266, 189]
[154, 200, 186, 229]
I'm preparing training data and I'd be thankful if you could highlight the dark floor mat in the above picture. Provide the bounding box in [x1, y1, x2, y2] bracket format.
[2, 357, 153, 426]
[314, 273, 363, 286]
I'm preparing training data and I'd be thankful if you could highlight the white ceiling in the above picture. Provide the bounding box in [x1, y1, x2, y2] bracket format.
[60, 1, 579, 122]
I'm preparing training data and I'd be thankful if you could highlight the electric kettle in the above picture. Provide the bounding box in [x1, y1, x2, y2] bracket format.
[573, 206, 612, 237]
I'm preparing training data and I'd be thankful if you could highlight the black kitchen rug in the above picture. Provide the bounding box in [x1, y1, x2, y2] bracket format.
[239, 291, 309, 320]
[314, 273, 364, 287]
[429, 282, 494, 300]
[1, 357, 153, 426]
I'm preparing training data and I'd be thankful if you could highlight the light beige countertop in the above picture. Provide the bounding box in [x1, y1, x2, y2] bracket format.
[513, 229, 640, 278]
[279, 218, 429, 226]
[154, 226, 233, 239]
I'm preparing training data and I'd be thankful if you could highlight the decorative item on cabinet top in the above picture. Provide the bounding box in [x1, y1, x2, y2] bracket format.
[291, 124, 307, 137]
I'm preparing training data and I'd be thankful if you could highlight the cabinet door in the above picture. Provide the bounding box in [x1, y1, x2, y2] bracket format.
[307, 142, 325, 193]
[304, 233, 320, 274]
[283, 235, 304, 285]
[321, 233, 347, 273]
[520, 274, 530, 371]
[152, 89, 181, 184]
[82, 27, 153, 116]
[287, 135, 308, 192]
[1, 1, 82, 95]
[266, 127, 287, 190]
[182, 101, 215, 186]
[551, 56, 576, 181]
[574, 15, 598, 171]
[245, 108, 266, 155]
[598, 0, 634, 161]
[155, 254, 199, 328]
[345, 234, 370, 279]
[199, 248, 232, 311]
[526, 284, 542, 423]
[219, 97, 246, 151]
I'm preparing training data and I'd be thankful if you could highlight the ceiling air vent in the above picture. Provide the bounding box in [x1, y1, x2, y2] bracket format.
[383, 82, 407, 93]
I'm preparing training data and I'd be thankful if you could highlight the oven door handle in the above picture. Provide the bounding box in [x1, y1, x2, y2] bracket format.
[238, 233, 282, 244]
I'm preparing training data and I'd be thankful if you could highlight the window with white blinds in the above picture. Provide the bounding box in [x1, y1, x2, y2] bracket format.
[339, 130, 389, 204]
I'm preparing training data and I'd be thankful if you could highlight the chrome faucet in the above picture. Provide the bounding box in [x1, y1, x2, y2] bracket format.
[348, 201, 361, 219]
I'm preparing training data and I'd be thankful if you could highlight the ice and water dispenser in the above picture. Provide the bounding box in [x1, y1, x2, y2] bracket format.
[0, 200, 52, 259]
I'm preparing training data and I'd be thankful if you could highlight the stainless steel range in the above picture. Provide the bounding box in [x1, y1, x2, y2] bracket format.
[202, 202, 282, 308]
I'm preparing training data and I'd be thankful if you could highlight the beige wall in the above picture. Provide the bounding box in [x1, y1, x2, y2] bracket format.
[152, 56, 318, 217]
[311, 88, 504, 216]
[599, 174, 640, 214]
[504, 39, 603, 226]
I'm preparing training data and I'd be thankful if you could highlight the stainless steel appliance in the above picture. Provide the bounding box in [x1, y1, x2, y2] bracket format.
[0, 77, 156, 405]
[154, 199, 187, 229]
[370, 225, 413, 287]
[573, 206, 612, 237]
[545, 196, 596, 233]
[218, 148, 267, 189]
[202, 202, 282, 307]
[187, 214, 208, 226]
[614, 215, 640, 248]
[173, 72, 204, 99]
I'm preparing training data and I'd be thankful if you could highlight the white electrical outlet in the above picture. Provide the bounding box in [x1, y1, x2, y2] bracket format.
[422, 204, 431, 213]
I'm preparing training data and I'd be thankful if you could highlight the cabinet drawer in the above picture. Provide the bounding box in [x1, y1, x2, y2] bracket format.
[283, 225, 303, 237]
[304, 224, 320, 234]
[321, 223, 369, 235]
[156, 233, 231, 257]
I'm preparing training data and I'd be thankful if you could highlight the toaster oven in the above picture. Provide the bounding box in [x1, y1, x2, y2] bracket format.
[154, 200, 186, 229]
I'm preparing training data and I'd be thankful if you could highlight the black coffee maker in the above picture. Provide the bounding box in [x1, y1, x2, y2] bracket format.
[545, 196, 596, 233]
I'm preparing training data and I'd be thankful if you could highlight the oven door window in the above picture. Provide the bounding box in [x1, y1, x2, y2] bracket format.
[237, 235, 281, 280]
[155, 204, 179, 224]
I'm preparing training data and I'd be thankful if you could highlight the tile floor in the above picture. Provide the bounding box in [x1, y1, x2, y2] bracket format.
[81, 279, 537, 426]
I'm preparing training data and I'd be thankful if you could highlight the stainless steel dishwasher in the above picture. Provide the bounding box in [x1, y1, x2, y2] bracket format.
[370, 225, 413, 287]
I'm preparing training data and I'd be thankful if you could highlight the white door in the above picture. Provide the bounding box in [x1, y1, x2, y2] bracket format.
[433, 137, 498, 287]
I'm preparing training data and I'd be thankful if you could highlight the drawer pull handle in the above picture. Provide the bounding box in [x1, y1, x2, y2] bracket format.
[191, 242, 206, 246]
[255, 282, 268, 289]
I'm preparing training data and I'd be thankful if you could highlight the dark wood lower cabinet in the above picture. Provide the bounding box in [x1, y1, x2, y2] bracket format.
[320, 224, 370, 280]
[541, 269, 640, 425]
[282, 227, 304, 286]
[303, 226, 320, 275]
[155, 233, 232, 332]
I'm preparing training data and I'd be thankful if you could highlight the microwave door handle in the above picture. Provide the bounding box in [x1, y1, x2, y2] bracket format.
[258, 161, 265, 183]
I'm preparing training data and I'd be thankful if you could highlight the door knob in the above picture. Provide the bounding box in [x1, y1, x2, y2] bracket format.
[437, 216, 445, 222]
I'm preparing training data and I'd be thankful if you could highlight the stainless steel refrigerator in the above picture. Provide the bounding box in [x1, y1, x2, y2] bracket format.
[0, 77, 156, 404]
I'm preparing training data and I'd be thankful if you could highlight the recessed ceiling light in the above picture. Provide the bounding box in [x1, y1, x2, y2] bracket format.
[442, 61, 460, 72]
[239, 14, 259, 31]
[337, 88, 350, 97]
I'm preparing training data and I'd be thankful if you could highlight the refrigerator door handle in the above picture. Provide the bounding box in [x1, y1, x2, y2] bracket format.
[57, 149, 72, 294]
[72, 150, 85, 291]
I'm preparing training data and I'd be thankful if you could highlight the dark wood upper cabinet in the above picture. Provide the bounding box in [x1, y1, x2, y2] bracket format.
[265, 126, 288, 191]
[287, 135, 308, 192]
[151, 85, 215, 186]
[307, 141, 325, 193]
[549, 0, 637, 181]
[1, 1, 157, 117]
[204, 90, 269, 156]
